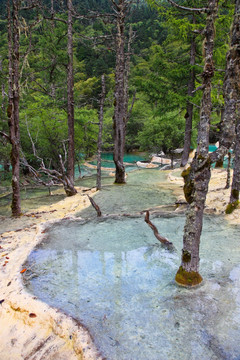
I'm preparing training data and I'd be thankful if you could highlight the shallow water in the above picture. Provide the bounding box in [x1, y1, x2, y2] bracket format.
[24, 215, 240, 360]
[75, 152, 149, 177]
[77, 170, 175, 218]
[0, 187, 65, 217]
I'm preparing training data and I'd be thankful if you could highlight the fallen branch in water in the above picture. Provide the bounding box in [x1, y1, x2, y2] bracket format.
[87, 195, 102, 217]
[144, 210, 174, 249]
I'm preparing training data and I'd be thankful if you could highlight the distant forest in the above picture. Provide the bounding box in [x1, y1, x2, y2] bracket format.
[0, 0, 233, 167]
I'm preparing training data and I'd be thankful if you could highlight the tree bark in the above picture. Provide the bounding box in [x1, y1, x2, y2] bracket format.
[59, 154, 77, 196]
[144, 211, 174, 250]
[181, 16, 196, 167]
[176, 0, 219, 286]
[67, 0, 75, 185]
[8, 0, 21, 217]
[227, 119, 240, 213]
[87, 194, 102, 217]
[225, 151, 231, 189]
[96, 74, 106, 190]
[214, 0, 240, 214]
[112, 0, 128, 184]
[177, 0, 239, 286]
[0, 57, 6, 114]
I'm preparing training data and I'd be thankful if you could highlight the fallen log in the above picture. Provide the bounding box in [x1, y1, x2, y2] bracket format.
[144, 210, 174, 250]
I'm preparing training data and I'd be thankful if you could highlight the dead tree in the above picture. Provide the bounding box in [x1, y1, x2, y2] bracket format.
[112, 1, 134, 184]
[8, 0, 21, 216]
[144, 211, 174, 251]
[87, 194, 102, 216]
[181, 15, 196, 167]
[23, 118, 77, 196]
[67, 0, 75, 186]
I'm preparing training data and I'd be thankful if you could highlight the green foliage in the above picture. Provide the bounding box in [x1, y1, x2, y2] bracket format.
[137, 110, 185, 153]
[0, 0, 235, 173]
[75, 107, 99, 158]
[20, 95, 68, 169]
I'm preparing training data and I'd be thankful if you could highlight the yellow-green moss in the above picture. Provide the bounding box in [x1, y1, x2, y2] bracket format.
[181, 167, 191, 179]
[182, 250, 191, 263]
[175, 266, 203, 287]
[181, 167, 194, 204]
[231, 189, 239, 200]
[225, 200, 239, 214]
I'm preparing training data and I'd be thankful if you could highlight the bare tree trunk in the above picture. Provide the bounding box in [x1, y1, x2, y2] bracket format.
[96, 74, 106, 190]
[215, 108, 224, 167]
[59, 154, 77, 196]
[144, 211, 174, 250]
[225, 151, 231, 189]
[113, 0, 127, 184]
[77, 161, 82, 178]
[124, 24, 133, 121]
[175, 0, 219, 286]
[0, 57, 6, 114]
[227, 119, 240, 213]
[181, 15, 196, 167]
[215, 0, 240, 214]
[67, 0, 75, 185]
[8, 0, 21, 217]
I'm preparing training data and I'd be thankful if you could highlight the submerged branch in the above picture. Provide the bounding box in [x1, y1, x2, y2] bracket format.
[144, 210, 174, 250]
[87, 195, 102, 217]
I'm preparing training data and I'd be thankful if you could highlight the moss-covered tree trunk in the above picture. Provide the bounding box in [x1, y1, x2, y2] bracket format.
[175, 0, 219, 286]
[177, 0, 239, 286]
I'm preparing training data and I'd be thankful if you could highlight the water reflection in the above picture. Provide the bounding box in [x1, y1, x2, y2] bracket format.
[25, 216, 240, 360]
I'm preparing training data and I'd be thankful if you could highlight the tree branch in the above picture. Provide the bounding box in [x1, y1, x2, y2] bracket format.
[144, 211, 174, 250]
[166, 0, 207, 13]
[87, 194, 102, 216]
[0, 131, 10, 142]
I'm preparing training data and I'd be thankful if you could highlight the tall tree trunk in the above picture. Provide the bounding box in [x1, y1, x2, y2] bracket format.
[96, 74, 106, 191]
[215, 108, 224, 167]
[181, 15, 196, 167]
[177, 0, 239, 286]
[0, 56, 6, 114]
[67, 0, 75, 185]
[113, 0, 127, 184]
[8, 0, 21, 217]
[227, 120, 240, 211]
[225, 151, 231, 189]
[175, 0, 219, 286]
[216, 0, 240, 214]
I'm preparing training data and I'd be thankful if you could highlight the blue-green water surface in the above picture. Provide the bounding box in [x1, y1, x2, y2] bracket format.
[24, 215, 240, 360]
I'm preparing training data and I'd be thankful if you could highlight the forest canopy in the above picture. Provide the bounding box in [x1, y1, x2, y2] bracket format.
[0, 0, 233, 166]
